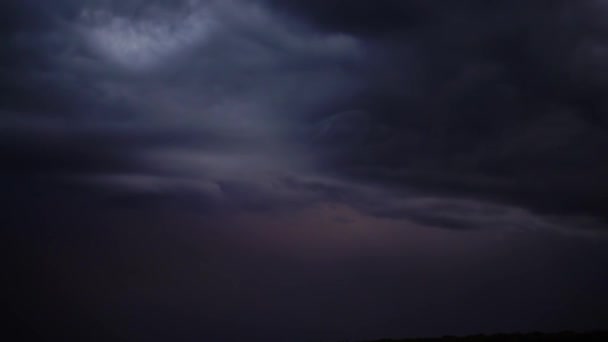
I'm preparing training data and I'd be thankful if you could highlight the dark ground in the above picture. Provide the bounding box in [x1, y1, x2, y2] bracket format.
[363, 331, 608, 342]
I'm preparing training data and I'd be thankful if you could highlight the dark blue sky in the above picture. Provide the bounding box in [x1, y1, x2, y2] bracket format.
[4, 1, 608, 341]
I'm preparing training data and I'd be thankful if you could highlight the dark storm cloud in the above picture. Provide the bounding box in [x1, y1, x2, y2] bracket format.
[267, 0, 450, 38]
[0, 0, 362, 215]
[5, 2, 608, 342]
[269, 0, 608, 228]
[3, 0, 608, 231]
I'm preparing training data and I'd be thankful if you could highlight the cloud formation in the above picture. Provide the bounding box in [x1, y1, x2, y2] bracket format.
[3, 0, 608, 233]
[275, 0, 608, 230]
[5, 2, 608, 341]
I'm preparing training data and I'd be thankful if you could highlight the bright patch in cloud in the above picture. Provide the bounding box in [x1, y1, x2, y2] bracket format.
[81, 6, 214, 70]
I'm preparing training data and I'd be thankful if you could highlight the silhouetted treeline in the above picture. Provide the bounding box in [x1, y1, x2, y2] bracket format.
[361, 331, 608, 342]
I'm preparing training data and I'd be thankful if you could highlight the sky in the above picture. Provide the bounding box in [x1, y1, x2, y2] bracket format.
[4, 1, 608, 341]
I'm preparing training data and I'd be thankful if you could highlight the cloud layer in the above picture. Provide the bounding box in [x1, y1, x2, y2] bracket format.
[3, 0, 608, 233]
[4, 2, 608, 341]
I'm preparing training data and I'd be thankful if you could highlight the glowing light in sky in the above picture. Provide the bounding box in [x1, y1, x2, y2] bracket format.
[81, 5, 214, 70]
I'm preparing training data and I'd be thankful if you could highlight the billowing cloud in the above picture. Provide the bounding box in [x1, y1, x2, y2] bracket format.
[3, 0, 608, 233]
[273, 0, 608, 231]
[4, 2, 608, 341]
[1, 0, 362, 216]
[80, 2, 215, 70]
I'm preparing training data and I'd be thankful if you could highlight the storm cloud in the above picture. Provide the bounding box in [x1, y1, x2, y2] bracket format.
[4, 1, 608, 341]
[275, 0, 608, 229]
[4, 0, 608, 232]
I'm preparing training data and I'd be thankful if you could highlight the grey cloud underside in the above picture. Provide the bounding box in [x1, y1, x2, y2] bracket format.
[2, 0, 608, 232]
[287, 0, 608, 225]
[0, 0, 359, 215]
